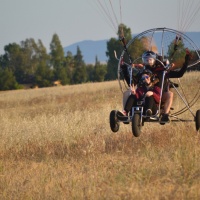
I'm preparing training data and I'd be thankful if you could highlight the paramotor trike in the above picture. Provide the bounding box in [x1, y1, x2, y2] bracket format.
[109, 28, 200, 137]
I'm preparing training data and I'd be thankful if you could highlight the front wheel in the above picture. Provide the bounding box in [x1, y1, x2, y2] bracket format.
[195, 110, 200, 131]
[132, 113, 142, 137]
[110, 110, 120, 132]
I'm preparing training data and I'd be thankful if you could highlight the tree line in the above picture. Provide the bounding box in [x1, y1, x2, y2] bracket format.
[0, 24, 142, 90]
[0, 34, 108, 90]
[0, 24, 199, 91]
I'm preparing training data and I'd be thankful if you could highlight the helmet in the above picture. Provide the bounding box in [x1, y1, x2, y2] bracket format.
[141, 69, 153, 76]
[138, 70, 152, 86]
[142, 51, 157, 66]
[138, 69, 152, 81]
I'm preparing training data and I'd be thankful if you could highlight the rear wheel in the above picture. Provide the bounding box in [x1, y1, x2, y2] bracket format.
[195, 110, 200, 131]
[110, 110, 120, 132]
[132, 113, 142, 137]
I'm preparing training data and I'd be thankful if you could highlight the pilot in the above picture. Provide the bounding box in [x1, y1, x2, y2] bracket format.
[120, 49, 191, 123]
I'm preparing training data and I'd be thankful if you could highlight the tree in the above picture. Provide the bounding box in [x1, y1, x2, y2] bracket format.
[106, 24, 133, 80]
[73, 46, 87, 84]
[50, 33, 69, 83]
[50, 33, 65, 68]
[55, 67, 70, 85]
[73, 66, 87, 84]
[3, 43, 25, 83]
[34, 40, 54, 87]
[86, 64, 95, 82]
[128, 37, 146, 62]
[106, 37, 122, 80]
[37, 39, 50, 63]
[20, 38, 40, 83]
[167, 40, 186, 67]
[65, 51, 75, 84]
[2, 39, 47, 84]
[0, 68, 21, 90]
[35, 62, 54, 87]
[94, 56, 107, 82]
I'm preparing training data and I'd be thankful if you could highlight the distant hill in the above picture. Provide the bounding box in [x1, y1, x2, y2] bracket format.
[64, 40, 108, 64]
[64, 32, 200, 64]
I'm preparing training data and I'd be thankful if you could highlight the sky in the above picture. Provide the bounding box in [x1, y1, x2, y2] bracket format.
[1, 0, 200, 54]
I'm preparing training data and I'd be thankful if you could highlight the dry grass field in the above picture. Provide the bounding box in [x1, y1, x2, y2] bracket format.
[0, 72, 200, 199]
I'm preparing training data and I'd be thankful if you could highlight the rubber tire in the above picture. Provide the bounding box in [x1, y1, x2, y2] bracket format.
[195, 110, 200, 131]
[110, 110, 120, 132]
[132, 113, 142, 137]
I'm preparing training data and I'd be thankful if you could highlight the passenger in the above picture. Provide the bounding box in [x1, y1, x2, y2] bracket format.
[123, 70, 161, 117]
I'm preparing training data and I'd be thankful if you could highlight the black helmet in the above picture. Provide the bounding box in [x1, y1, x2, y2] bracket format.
[138, 69, 152, 82]
[141, 69, 153, 76]
[142, 51, 157, 66]
[138, 70, 152, 86]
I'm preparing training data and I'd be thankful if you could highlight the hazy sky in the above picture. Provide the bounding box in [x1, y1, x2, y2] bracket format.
[1, 0, 200, 54]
